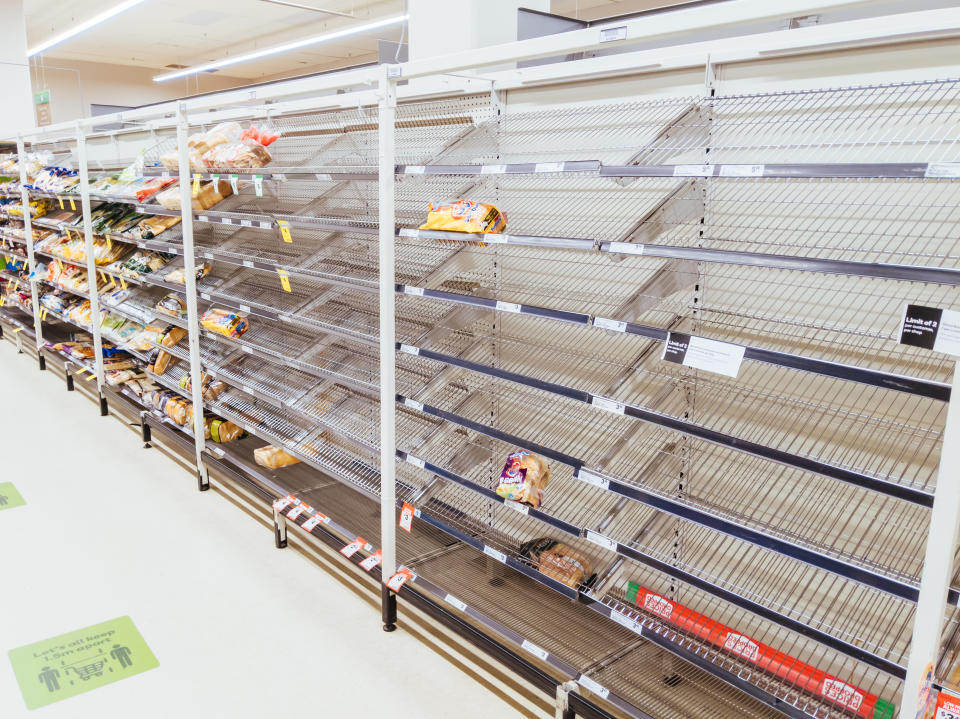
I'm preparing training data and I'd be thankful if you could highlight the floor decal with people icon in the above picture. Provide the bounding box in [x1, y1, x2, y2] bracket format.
[8, 616, 158, 709]
[0, 481, 26, 511]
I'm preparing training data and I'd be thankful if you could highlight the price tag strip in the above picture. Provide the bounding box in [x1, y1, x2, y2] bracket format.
[662, 332, 745, 379]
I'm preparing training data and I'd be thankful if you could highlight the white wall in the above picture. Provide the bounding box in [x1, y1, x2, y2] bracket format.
[0, 1, 34, 140]
[28, 58, 248, 126]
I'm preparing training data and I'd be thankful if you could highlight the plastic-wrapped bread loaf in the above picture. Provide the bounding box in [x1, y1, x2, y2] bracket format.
[520, 538, 595, 589]
[254, 446, 302, 469]
[495, 450, 550, 508]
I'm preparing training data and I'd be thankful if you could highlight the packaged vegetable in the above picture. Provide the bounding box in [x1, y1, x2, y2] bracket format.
[200, 308, 248, 339]
[420, 200, 506, 234]
[254, 446, 302, 469]
[520, 538, 595, 589]
[495, 450, 550, 508]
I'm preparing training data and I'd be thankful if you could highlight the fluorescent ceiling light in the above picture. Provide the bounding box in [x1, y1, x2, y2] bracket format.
[27, 0, 149, 57]
[153, 14, 408, 82]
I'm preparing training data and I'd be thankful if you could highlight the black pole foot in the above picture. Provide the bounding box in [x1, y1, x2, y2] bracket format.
[66, 372, 74, 392]
[141, 420, 152, 449]
[561, 710, 575, 719]
[198, 470, 210, 492]
[381, 585, 397, 632]
[38, 354, 45, 369]
[274, 522, 287, 549]
[99, 394, 108, 416]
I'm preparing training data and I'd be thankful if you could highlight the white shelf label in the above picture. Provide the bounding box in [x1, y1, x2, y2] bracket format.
[405, 166, 425, 175]
[301, 513, 326, 532]
[481, 164, 506, 174]
[925, 162, 960, 178]
[272, 173, 286, 181]
[197, 215, 209, 222]
[534, 162, 564, 173]
[340, 538, 365, 558]
[359, 550, 382, 571]
[506, 502, 529, 515]
[662, 332, 745, 378]
[900, 304, 960, 357]
[607, 242, 643, 255]
[495, 300, 521, 313]
[287, 504, 306, 520]
[272, 496, 294, 511]
[403, 398, 424, 412]
[577, 469, 610, 490]
[258, 221, 272, 229]
[593, 317, 626, 333]
[591, 396, 625, 414]
[404, 286, 425, 296]
[241, 345, 253, 354]
[673, 164, 713, 177]
[406, 454, 426, 469]
[314, 173, 332, 181]
[200, 292, 211, 300]
[586, 531, 618, 551]
[577, 675, 610, 700]
[229, 175, 239, 194]
[398, 228, 419, 238]
[521, 639, 549, 661]
[386, 568, 413, 591]
[242, 385, 254, 395]
[482, 234, 507, 244]
[253, 175, 263, 196]
[444, 594, 467, 612]
[239, 304, 251, 313]
[399, 344, 420, 355]
[221, 218, 233, 225]
[204, 252, 214, 259]
[243, 260, 254, 268]
[483, 546, 507, 563]
[599, 25, 627, 42]
[240, 219, 253, 227]
[610, 611, 643, 635]
[719, 164, 764, 177]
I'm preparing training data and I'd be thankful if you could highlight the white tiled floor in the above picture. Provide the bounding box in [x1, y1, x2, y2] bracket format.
[0, 341, 522, 718]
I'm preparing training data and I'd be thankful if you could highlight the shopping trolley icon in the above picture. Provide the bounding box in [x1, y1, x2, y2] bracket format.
[70, 659, 107, 681]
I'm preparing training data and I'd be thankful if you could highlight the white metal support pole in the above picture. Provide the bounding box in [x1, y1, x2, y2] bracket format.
[175, 103, 210, 491]
[76, 123, 108, 414]
[378, 65, 398, 632]
[17, 134, 44, 358]
[899, 360, 960, 719]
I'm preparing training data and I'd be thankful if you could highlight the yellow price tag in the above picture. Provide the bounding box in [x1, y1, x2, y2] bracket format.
[86, 370, 97, 382]
[278, 220, 292, 244]
[69, 196, 76, 211]
[56, 259, 63, 272]
[277, 268, 291, 293]
[192, 173, 201, 198]
[0, 296, 5, 307]
[12, 279, 18, 291]
[106, 236, 112, 251]
[58, 197, 64, 209]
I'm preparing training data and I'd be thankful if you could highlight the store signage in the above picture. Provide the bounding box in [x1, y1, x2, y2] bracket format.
[35, 89, 52, 126]
[899, 304, 960, 356]
[662, 332, 745, 378]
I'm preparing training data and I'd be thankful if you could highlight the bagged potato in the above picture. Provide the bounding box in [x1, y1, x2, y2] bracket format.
[254, 445, 302, 469]
[496, 450, 550, 508]
[420, 200, 506, 234]
[520, 537, 595, 589]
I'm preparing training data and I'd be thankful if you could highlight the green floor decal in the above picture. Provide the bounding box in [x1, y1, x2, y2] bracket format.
[0, 482, 25, 511]
[8, 616, 158, 710]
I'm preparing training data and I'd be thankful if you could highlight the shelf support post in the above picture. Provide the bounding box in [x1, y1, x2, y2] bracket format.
[378, 64, 399, 632]
[17, 133, 43, 355]
[899, 360, 960, 719]
[555, 680, 576, 719]
[175, 103, 210, 491]
[76, 121, 107, 406]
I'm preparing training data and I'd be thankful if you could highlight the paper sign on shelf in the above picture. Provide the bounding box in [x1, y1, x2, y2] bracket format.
[340, 537, 366, 558]
[300, 513, 327, 532]
[399, 502, 415, 533]
[277, 220, 292, 244]
[662, 332, 745, 378]
[359, 550, 382, 571]
[286, 504, 307, 520]
[386, 568, 413, 592]
[229, 174, 239, 194]
[899, 304, 960, 357]
[272, 495, 296, 512]
[253, 175, 264, 197]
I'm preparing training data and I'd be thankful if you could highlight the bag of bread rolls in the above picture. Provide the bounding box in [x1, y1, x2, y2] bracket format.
[254, 446, 302, 469]
[420, 200, 506, 234]
[496, 450, 550, 508]
[520, 538, 595, 589]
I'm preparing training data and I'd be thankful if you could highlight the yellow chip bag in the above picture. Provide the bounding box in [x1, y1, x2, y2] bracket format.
[420, 200, 507, 235]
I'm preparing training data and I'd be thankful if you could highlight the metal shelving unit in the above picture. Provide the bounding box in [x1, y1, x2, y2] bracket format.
[6, 20, 960, 719]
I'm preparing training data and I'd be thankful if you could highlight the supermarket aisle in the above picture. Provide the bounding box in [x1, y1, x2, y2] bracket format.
[0, 344, 522, 719]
